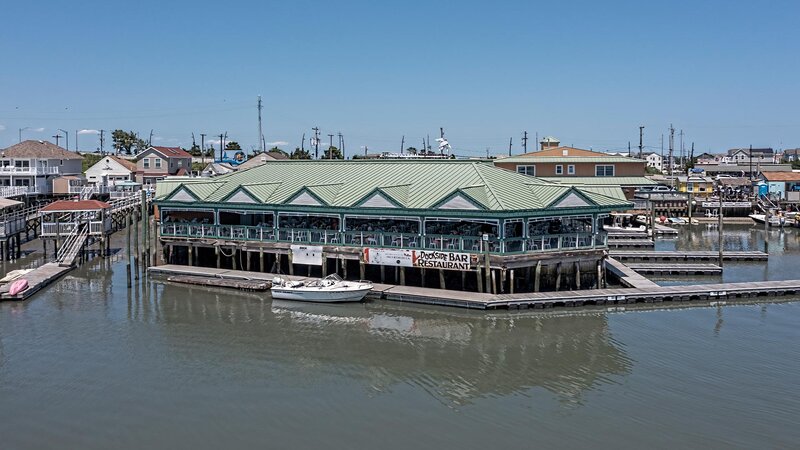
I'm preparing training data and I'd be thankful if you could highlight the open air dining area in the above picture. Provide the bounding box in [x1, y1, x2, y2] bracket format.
[158, 208, 605, 254]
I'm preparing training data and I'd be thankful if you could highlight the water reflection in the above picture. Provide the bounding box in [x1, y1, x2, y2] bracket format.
[152, 283, 632, 406]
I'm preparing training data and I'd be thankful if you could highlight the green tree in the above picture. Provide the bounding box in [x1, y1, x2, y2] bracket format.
[225, 141, 242, 150]
[268, 146, 289, 157]
[324, 146, 343, 159]
[188, 144, 202, 156]
[405, 146, 417, 155]
[290, 147, 311, 160]
[111, 129, 148, 155]
[645, 166, 662, 175]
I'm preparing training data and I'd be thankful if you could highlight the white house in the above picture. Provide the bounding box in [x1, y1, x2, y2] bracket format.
[85, 155, 139, 186]
[0, 140, 83, 196]
[643, 152, 663, 172]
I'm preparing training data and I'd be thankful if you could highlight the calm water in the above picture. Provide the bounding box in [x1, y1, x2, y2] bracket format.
[1, 226, 799, 449]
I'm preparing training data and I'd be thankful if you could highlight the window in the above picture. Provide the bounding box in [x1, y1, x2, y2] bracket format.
[154, 158, 162, 169]
[177, 160, 183, 167]
[516, 165, 536, 176]
[568, 165, 575, 175]
[555, 165, 563, 175]
[595, 165, 615, 176]
[143, 158, 150, 169]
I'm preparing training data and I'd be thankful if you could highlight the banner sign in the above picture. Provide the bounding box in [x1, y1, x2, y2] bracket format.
[364, 248, 477, 271]
[290, 245, 323, 266]
[701, 201, 752, 208]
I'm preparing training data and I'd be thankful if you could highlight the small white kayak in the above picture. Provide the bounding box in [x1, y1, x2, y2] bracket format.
[271, 274, 372, 303]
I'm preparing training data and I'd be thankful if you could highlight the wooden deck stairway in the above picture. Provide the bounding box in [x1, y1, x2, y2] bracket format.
[54, 223, 89, 267]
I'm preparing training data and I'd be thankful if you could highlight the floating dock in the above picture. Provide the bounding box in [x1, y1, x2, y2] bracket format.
[624, 263, 722, 275]
[607, 239, 655, 248]
[148, 264, 800, 311]
[166, 274, 271, 291]
[609, 250, 768, 262]
[0, 263, 73, 301]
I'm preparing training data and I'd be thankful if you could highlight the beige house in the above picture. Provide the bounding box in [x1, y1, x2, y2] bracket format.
[134, 146, 193, 186]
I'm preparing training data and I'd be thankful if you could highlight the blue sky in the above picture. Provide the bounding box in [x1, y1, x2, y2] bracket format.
[1, 0, 798, 156]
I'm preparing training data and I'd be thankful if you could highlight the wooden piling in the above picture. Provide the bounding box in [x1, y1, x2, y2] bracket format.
[215, 245, 221, 268]
[126, 214, 132, 288]
[188, 244, 193, 266]
[321, 253, 327, 277]
[575, 261, 581, 290]
[259, 248, 264, 272]
[718, 200, 724, 267]
[475, 268, 483, 293]
[288, 252, 294, 275]
[359, 260, 365, 280]
[141, 189, 149, 270]
[439, 269, 445, 290]
[490, 269, 497, 295]
[534, 261, 541, 292]
[555, 262, 562, 292]
[380, 265, 386, 283]
[133, 210, 140, 280]
[399, 266, 405, 286]
[509, 269, 514, 294]
[764, 207, 770, 253]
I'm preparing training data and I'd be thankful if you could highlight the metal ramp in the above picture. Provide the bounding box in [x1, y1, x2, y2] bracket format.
[54, 223, 89, 267]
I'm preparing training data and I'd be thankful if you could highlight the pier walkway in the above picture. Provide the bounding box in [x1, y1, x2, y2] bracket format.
[0, 263, 72, 300]
[609, 250, 768, 262]
[147, 264, 800, 311]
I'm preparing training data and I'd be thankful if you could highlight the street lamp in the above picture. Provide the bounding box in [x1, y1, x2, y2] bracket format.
[18, 127, 30, 143]
[58, 129, 69, 150]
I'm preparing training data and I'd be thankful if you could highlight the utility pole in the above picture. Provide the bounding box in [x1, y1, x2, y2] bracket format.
[668, 125, 675, 186]
[58, 129, 69, 150]
[312, 127, 320, 159]
[328, 133, 334, 159]
[679, 129, 685, 170]
[749, 144, 753, 182]
[75, 130, 78, 152]
[440, 127, 444, 139]
[100, 130, 105, 155]
[400, 135, 404, 154]
[257, 95, 264, 153]
[522, 131, 528, 153]
[535, 132, 538, 151]
[148, 129, 154, 147]
[341, 134, 345, 159]
[427, 134, 431, 153]
[628, 141, 631, 157]
[508, 137, 513, 156]
[638, 125, 644, 158]
[200, 133, 206, 164]
[301, 133, 306, 152]
[52, 134, 61, 147]
[218, 133, 224, 163]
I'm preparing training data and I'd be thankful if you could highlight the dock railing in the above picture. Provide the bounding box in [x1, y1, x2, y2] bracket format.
[160, 223, 605, 255]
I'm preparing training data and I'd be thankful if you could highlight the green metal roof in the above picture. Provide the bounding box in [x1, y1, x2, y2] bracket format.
[155, 160, 631, 212]
[540, 177, 657, 186]
[498, 156, 643, 164]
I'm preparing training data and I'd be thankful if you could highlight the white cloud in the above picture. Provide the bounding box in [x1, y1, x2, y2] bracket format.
[266, 141, 289, 147]
[0, 124, 6, 131]
[77, 129, 100, 135]
[31, 127, 45, 132]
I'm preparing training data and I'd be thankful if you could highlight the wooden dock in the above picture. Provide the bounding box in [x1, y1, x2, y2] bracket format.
[166, 275, 271, 291]
[0, 263, 73, 301]
[625, 263, 722, 275]
[148, 264, 800, 311]
[609, 250, 768, 262]
[653, 224, 679, 235]
[604, 257, 660, 288]
[608, 239, 655, 248]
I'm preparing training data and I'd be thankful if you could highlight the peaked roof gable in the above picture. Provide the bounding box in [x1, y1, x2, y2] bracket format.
[2, 140, 83, 160]
[286, 188, 326, 206]
[356, 190, 401, 208]
[168, 186, 200, 202]
[434, 190, 485, 210]
[224, 187, 260, 204]
[550, 189, 595, 208]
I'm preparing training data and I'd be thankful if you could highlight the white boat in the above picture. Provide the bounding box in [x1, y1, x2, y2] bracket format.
[270, 274, 373, 303]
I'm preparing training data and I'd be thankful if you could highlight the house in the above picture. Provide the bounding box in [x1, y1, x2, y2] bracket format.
[761, 172, 800, 202]
[85, 155, 139, 186]
[0, 140, 83, 196]
[643, 152, 663, 172]
[494, 146, 652, 199]
[781, 148, 800, 162]
[695, 152, 722, 164]
[201, 162, 236, 177]
[676, 175, 716, 195]
[723, 148, 776, 164]
[235, 150, 289, 171]
[134, 146, 193, 186]
[697, 163, 792, 179]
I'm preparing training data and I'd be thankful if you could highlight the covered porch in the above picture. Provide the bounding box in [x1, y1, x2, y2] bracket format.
[39, 200, 113, 236]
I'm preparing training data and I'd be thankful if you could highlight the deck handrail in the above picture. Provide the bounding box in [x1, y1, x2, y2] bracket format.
[159, 223, 604, 254]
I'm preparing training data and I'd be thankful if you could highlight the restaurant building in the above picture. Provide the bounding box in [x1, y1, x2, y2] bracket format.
[154, 160, 631, 293]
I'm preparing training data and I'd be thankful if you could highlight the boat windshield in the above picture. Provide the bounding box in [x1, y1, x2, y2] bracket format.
[322, 274, 343, 282]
